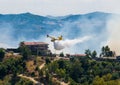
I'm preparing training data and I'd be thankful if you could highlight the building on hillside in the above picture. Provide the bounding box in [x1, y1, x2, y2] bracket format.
[66, 54, 86, 58]
[21, 42, 51, 56]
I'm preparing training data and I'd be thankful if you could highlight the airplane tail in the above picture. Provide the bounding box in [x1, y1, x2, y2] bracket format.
[58, 35, 63, 40]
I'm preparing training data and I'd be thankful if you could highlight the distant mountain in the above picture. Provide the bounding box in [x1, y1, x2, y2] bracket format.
[0, 12, 110, 38]
[0, 12, 116, 53]
[0, 12, 62, 39]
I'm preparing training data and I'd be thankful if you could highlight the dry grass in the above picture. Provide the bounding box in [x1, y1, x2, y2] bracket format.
[36, 57, 44, 66]
[4, 52, 21, 60]
[26, 60, 35, 73]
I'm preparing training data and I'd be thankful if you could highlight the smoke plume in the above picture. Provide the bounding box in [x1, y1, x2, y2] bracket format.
[0, 23, 15, 48]
[107, 15, 120, 55]
[47, 15, 108, 54]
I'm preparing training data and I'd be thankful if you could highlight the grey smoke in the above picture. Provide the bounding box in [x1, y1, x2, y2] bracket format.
[107, 15, 120, 55]
[48, 16, 108, 54]
[0, 23, 15, 48]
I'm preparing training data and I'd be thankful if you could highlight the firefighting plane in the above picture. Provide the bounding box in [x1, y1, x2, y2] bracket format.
[47, 35, 63, 42]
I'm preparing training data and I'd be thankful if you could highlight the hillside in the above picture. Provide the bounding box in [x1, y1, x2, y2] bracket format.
[0, 12, 115, 53]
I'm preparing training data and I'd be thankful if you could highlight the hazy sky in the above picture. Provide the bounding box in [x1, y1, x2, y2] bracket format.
[0, 0, 120, 16]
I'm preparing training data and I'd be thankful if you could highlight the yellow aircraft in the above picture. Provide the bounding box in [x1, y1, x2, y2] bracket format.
[47, 35, 63, 42]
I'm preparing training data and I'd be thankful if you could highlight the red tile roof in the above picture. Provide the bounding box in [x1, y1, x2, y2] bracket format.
[23, 42, 48, 45]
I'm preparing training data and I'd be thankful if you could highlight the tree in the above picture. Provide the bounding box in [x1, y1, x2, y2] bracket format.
[60, 52, 64, 57]
[100, 46, 114, 57]
[69, 78, 78, 85]
[91, 50, 97, 58]
[112, 72, 119, 80]
[18, 43, 31, 60]
[105, 46, 110, 52]
[0, 64, 7, 78]
[101, 46, 105, 55]
[70, 61, 83, 83]
[56, 69, 66, 78]
[58, 60, 66, 69]
[93, 76, 105, 85]
[47, 61, 59, 73]
[23, 47, 31, 60]
[108, 51, 115, 57]
[106, 80, 119, 85]
[85, 49, 91, 58]
[102, 73, 112, 81]
[45, 58, 51, 64]
[0, 48, 5, 61]
[19, 41, 25, 47]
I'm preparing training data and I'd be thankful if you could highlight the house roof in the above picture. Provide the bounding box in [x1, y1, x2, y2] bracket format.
[23, 42, 48, 45]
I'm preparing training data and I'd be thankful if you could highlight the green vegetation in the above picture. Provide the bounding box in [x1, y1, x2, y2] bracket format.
[100, 45, 115, 57]
[59, 52, 64, 57]
[42, 56, 120, 85]
[18, 42, 32, 60]
[0, 48, 5, 61]
[0, 75, 33, 85]
[0, 45, 120, 85]
[38, 46, 120, 85]
[0, 57, 25, 78]
[0, 45, 34, 85]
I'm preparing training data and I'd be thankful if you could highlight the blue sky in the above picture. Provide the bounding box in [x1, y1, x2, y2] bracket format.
[0, 0, 120, 16]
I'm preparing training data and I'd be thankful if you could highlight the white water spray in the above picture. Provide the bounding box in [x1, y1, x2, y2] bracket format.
[53, 36, 92, 50]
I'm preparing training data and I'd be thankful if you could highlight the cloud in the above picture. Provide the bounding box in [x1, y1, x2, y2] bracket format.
[0, 0, 120, 16]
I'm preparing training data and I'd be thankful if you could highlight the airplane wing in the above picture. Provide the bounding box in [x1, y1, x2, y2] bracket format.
[47, 35, 55, 39]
